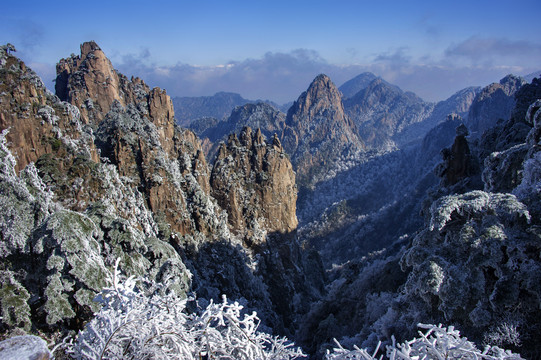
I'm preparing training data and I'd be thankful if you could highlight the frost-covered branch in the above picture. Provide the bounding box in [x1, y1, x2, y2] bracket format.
[325, 324, 523, 360]
[63, 259, 305, 359]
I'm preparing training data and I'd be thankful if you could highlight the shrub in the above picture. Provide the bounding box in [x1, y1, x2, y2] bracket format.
[63, 259, 305, 359]
[326, 323, 523, 360]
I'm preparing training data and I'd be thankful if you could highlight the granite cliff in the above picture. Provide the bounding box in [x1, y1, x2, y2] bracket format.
[0, 42, 321, 344]
[282, 74, 363, 187]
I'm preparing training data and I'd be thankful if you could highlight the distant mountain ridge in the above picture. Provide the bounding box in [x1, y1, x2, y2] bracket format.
[338, 72, 379, 99]
[172, 92, 286, 127]
[343, 77, 434, 148]
[190, 102, 286, 161]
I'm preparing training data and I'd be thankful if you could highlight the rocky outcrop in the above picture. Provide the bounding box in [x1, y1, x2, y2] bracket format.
[55, 41, 177, 146]
[94, 101, 219, 236]
[1, 43, 324, 348]
[211, 127, 297, 241]
[0, 335, 51, 359]
[55, 41, 218, 236]
[435, 118, 480, 188]
[56, 41, 128, 125]
[0, 45, 98, 173]
[0, 43, 217, 335]
[467, 74, 526, 137]
[282, 74, 363, 187]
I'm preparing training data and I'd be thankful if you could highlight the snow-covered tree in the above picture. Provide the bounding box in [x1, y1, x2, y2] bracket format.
[63, 259, 306, 359]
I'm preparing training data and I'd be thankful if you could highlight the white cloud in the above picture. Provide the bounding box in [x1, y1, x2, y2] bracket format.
[28, 42, 540, 105]
[444, 36, 541, 67]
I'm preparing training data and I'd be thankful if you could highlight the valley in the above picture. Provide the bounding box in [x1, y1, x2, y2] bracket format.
[0, 41, 540, 359]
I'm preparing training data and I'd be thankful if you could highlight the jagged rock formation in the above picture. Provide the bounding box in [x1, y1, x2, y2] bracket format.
[56, 42, 156, 127]
[54, 42, 220, 236]
[210, 127, 297, 239]
[282, 74, 363, 187]
[435, 118, 480, 188]
[0, 45, 193, 336]
[208, 126, 324, 334]
[0, 42, 322, 346]
[295, 93, 478, 269]
[0, 46, 98, 173]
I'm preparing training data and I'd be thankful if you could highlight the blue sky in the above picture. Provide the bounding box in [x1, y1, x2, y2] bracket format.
[1, 0, 540, 103]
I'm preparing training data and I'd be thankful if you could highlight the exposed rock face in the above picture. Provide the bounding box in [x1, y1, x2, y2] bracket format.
[55, 41, 216, 235]
[95, 102, 219, 236]
[56, 41, 126, 125]
[435, 118, 480, 188]
[0, 43, 218, 334]
[56, 41, 176, 140]
[1, 43, 323, 347]
[210, 127, 297, 240]
[0, 335, 51, 360]
[207, 126, 325, 335]
[0, 45, 98, 173]
[467, 74, 526, 137]
[282, 74, 363, 187]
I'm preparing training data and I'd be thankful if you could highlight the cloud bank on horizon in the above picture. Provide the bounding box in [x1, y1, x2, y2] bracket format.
[2, 0, 540, 104]
[109, 38, 540, 104]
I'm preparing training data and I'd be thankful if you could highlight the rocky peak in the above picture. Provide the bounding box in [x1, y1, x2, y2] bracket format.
[80, 40, 101, 55]
[56, 42, 178, 157]
[211, 126, 297, 242]
[287, 74, 344, 122]
[55, 41, 126, 125]
[0, 44, 98, 173]
[55, 41, 175, 132]
[282, 74, 363, 187]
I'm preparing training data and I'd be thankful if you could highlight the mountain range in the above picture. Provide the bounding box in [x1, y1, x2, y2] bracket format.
[172, 92, 289, 127]
[1, 41, 540, 359]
